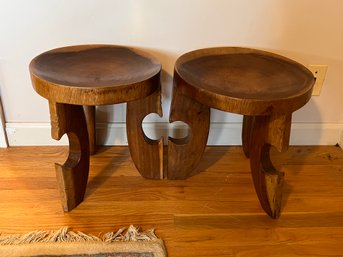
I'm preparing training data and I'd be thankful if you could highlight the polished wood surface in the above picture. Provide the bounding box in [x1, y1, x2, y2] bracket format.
[242, 115, 254, 158]
[167, 84, 210, 179]
[170, 47, 315, 218]
[30, 45, 161, 105]
[30, 45, 162, 211]
[175, 47, 315, 115]
[83, 106, 96, 155]
[49, 102, 89, 211]
[1, 145, 343, 257]
[127, 82, 164, 179]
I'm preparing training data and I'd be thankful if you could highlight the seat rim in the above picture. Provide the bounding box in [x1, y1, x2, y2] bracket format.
[30, 45, 161, 105]
[174, 47, 315, 115]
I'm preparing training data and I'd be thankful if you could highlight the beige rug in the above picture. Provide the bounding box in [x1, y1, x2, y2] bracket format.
[0, 225, 167, 257]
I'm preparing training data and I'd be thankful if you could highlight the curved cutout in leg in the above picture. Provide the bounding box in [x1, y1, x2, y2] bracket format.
[126, 83, 163, 179]
[49, 102, 89, 212]
[167, 86, 210, 179]
[249, 114, 291, 218]
[242, 115, 254, 158]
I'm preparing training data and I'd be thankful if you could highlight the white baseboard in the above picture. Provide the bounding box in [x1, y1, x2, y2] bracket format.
[5, 122, 343, 146]
[6, 123, 69, 146]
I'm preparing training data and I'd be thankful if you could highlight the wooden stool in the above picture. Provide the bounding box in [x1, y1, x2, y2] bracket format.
[168, 47, 315, 218]
[30, 45, 163, 211]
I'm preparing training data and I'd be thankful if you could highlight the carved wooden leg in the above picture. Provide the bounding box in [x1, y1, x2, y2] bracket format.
[242, 115, 254, 158]
[49, 102, 89, 212]
[83, 106, 96, 155]
[167, 87, 210, 179]
[126, 85, 163, 179]
[249, 113, 291, 218]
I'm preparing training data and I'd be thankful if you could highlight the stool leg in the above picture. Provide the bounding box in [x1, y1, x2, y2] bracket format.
[167, 87, 210, 179]
[49, 102, 89, 212]
[249, 113, 291, 218]
[126, 84, 163, 179]
[242, 115, 254, 158]
[83, 106, 96, 155]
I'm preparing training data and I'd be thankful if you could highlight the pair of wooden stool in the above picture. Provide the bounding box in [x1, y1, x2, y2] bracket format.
[30, 45, 314, 218]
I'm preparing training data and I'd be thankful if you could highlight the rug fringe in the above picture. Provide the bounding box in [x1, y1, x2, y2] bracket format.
[0, 225, 159, 245]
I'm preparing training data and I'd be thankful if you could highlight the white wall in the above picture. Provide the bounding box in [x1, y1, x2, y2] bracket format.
[0, 0, 342, 146]
[0, 96, 7, 147]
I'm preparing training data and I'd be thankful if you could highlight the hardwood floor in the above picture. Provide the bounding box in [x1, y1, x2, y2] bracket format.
[1, 145, 343, 256]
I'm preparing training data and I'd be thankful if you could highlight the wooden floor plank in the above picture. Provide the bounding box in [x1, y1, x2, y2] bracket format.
[0, 145, 343, 257]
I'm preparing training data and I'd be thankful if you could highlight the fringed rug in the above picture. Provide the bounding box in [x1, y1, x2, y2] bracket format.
[0, 225, 167, 257]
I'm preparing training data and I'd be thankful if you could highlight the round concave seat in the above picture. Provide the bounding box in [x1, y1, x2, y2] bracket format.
[175, 47, 314, 115]
[30, 45, 161, 105]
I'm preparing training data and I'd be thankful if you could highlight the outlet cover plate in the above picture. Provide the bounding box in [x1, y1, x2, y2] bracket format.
[308, 65, 328, 96]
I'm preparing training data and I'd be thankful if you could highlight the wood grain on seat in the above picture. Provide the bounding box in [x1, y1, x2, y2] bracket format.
[175, 47, 314, 115]
[30, 45, 161, 105]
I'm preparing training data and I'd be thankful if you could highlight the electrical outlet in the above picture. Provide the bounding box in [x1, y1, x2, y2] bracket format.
[308, 65, 328, 96]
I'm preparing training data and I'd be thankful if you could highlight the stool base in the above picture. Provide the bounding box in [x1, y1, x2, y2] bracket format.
[243, 114, 291, 218]
[167, 93, 292, 218]
[127, 85, 164, 179]
[167, 87, 210, 179]
[49, 102, 89, 212]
